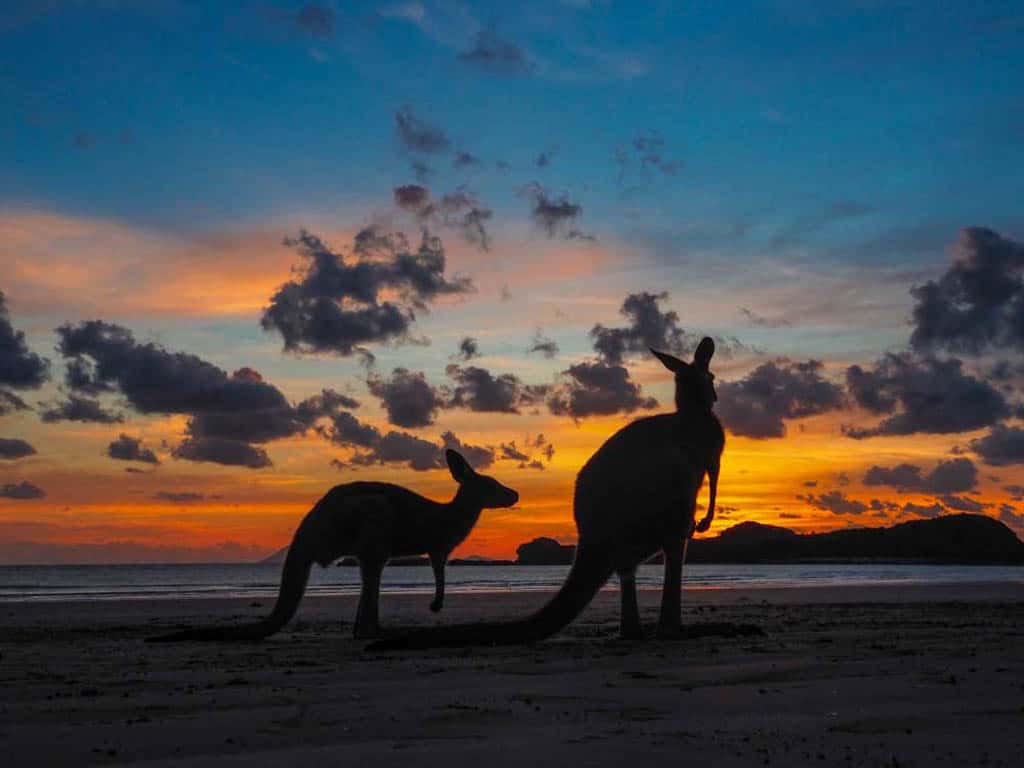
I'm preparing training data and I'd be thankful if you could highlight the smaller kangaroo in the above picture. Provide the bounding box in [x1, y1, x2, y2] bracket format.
[149, 450, 518, 642]
[370, 339, 723, 650]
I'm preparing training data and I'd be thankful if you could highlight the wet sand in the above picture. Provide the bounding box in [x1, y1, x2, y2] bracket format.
[2, 581, 1023, 766]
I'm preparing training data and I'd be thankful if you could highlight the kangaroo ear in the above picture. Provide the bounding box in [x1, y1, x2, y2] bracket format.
[445, 449, 472, 483]
[650, 348, 688, 374]
[693, 337, 715, 369]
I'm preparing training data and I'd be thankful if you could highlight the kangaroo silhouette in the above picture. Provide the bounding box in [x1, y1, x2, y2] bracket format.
[148, 450, 518, 642]
[370, 338, 724, 650]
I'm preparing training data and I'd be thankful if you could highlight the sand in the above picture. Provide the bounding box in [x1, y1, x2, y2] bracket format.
[2, 581, 1023, 767]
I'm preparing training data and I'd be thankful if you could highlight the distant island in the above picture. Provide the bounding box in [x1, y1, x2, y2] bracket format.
[260, 514, 1024, 567]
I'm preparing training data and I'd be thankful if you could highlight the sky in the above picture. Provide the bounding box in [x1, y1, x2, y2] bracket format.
[2, 0, 1024, 564]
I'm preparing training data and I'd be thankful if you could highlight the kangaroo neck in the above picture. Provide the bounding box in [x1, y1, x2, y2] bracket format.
[440, 487, 483, 538]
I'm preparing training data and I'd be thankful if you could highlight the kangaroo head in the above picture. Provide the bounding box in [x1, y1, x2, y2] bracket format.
[650, 336, 717, 410]
[446, 449, 519, 508]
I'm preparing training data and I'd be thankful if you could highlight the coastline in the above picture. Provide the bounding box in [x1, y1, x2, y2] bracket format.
[3, 582, 1023, 766]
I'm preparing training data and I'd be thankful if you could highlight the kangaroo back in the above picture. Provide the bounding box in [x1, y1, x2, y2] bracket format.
[147, 543, 311, 642]
[369, 546, 612, 650]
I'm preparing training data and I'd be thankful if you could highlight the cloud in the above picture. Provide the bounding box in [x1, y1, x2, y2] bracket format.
[970, 424, 1024, 466]
[937, 494, 987, 513]
[520, 183, 591, 240]
[902, 501, 945, 518]
[0, 438, 36, 460]
[862, 458, 978, 494]
[496, 434, 553, 470]
[0, 291, 49, 390]
[440, 430, 494, 470]
[453, 150, 480, 169]
[844, 354, 1009, 438]
[457, 30, 532, 75]
[107, 434, 159, 465]
[739, 307, 791, 329]
[716, 360, 845, 438]
[1, 481, 45, 500]
[453, 337, 479, 361]
[366, 368, 444, 428]
[548, 360, 658, 419]
[261, 229, 472, 356]
[535, 146, 558, 168]
[393, 185, 493, 251]
[797, 490, 867, 515]
[152, 491, 206, 503]
[527, 329, 559, 359]
[395, 106, 450, 153]
[446, 364, 548, 413]
[909, 228, 1024, 355]
[615, 132, 680, 182]
[173, 437, 272, 469]
[999, 504, 1024, 531]
[770, 201, 873, 250]
[0, 389, 29, 416]
[40, 394, 123, 424]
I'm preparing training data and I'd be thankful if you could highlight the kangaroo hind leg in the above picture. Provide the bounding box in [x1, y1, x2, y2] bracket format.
[618, 568, 643, 640]
[656, 538, 684, 639]
[354, 558, 386, 639]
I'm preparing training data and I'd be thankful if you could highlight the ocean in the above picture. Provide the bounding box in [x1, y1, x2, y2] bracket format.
[0, 562, 1021, 603]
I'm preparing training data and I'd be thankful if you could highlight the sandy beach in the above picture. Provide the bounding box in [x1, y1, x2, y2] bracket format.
[2, 582, 1023, 767]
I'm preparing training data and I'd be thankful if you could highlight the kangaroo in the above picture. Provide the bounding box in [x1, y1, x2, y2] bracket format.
[370, 339, 723, 650]
[148, 450, 518, 642]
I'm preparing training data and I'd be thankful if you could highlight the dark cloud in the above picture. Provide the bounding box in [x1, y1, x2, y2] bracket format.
[527, 330, 559, 359]
[411, 160, 433, 182]
[351, 430, 444, 471]
[294, 4, 334, 38]
[440, 431, 494, 470]
[173, 437, 272, 469]
[455, 337, 479, 361]
[844, 354, 1009, 438]
[739, 307, 791, 329]
[0, 291, 49, 389]
[970, 424, 1024, 466]
[548, 361, 658, 419]
[367, 368, 444, 428]
[73, 132, 95, 150]
[395, 107, 450, 153]
[1, 481, 45, 500]
[909, 228, 1024, 355]
[446, 364, 548, 414]
[716, 360, 845, 438]
[0, 389, 29, 416]
[393, 184, 430, 210]
[1004, 484, 1024, 500]
[520, 183, 590, 240]
[499, 441, 529, 462]
[457, 30, 532, 75]
[902, 501, 945, 518]
[863, 458, 978, 494]
[535, 146, 558, 168]
[797, 490, 867, 515]
[107, 434, 159, 465]
[616, 132, 680, 182]
[938, 494, 987, 512]
[999, 505, 1024, 530]
[0, 438, 36, 460]
[261, 229, 472, 355]
[153, 491, 206, 503]
[393, 185, 493, 251]
[40, 394, 123, 424]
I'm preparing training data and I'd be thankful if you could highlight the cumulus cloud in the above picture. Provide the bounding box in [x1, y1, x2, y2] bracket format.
[440, 430, 494, 470]
[797, 490, 867, 515]
[0, 291, 49, 390]
[261, 229, 472, 356]
[56, 320, 356, 468]
[902, 501, 945, 518]
[454, 337, 479, 361]
[1, 481, 45, 500]
[446, 364, 548, 414]
[548, 360, 657, 419]
[497, 433, 554, 470]
[910, 228, 1024, 355]
[520, 183, 591, 240]
[862, 458, 978, 494]
[40, 394, 123, 424]
[395, 106, 450, 153]
[716, 360, 845, 438]
[366, 368, 445, 428]
[844, 353, 1009, 438]
[970, 424, 1024, 466]
[457, 30, 532, 74]
[527, 329, 559, 359]
[0, 438, 36, 460]
[393, 185, 493, 251]
[0, 389, 29, 416]
[107, 434, 159, 465]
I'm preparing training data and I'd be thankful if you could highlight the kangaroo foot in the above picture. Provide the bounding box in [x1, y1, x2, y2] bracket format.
[619, 624, 644, 641]
[353, 623, 382, 640]
[429, 598, 443, 613]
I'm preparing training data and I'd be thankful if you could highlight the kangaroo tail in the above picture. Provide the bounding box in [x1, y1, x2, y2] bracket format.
[147, 544, 311, 643]
[368, 548, 611, 651]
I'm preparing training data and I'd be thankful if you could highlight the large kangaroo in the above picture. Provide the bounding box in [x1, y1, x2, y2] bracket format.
[149, 450, 518, 642]
[370, 339, 723, 650]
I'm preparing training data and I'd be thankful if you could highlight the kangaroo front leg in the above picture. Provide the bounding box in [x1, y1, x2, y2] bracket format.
[354, 559, 385, 639]
[656, 540, 683, 638]
[429, 553, 446, 613]
[618, 569, 642, 640]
